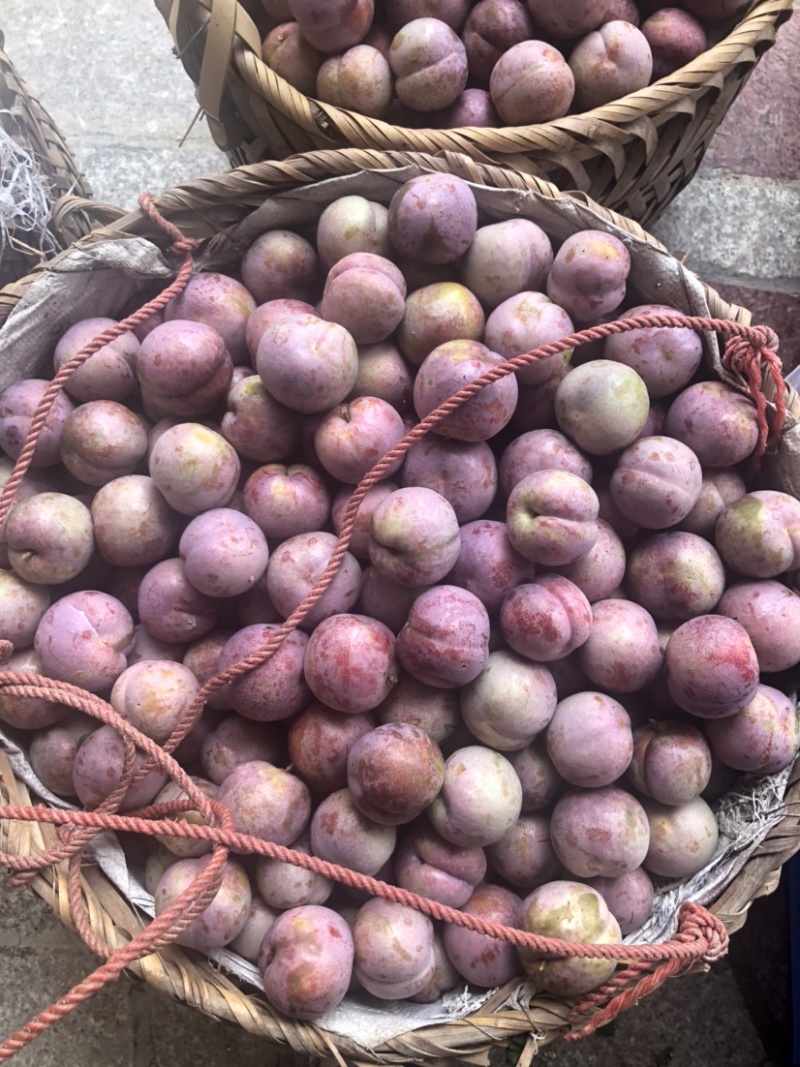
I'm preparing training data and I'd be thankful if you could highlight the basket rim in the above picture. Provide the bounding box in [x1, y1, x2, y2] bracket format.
[159, 0, 793, 155]
[2, 754, 799, 1063]
[0, 147, 752, 328]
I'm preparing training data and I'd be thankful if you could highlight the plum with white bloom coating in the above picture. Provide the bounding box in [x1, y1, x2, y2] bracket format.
[626, 532, 726, 621]
[137, 559, 219, 645]
[460, 650, 557, 751]
[499, 429, 592, 498]
[347, 722, 445, 825]
[643, 796, 719, 878]
[353, 897, 436, 999]
[91, 476, 180, 568]
[266, 531, 362, 631]
[448, 520, 536, 614]
[570, 22, 653, 111]
[320, 253, 406, 345]
[111, 659, 201, 744]
[715, 491, 800, 579]
[555, 362, 649, 456]
[243, 464, 331, 541]
[59, 401, 148, 486]
[72, 725, 168, 811]
[506, 469, 599, 567]
[717, 580, 800, 674]
[218, 760, 311, 845]
[54, 317, 139, 403]
[259, 905, 354, 1020]
[375, 672, 458, 745]
[256, 314, 358, 415]
[155, 856, 251, 952]
[288, 701, 376, 794]
[179, 509, 269, 598]
[500, 575, 592, 663]
[255, 833, 333, 909]
[461, 220, 552, 311]
[610, 436, 702, 529]
[666, 615, 760, 719]
[413, 339, 518, 443]
[200, 713, 288, 786]
[314, 396, 406, 484]
[216, 623, 310, 722]
[401, 437, 498, 523]
[149, 423, 240, 517]
[427, 745, 522, 847]
[704, 685, 800, 776]
[397, 585, 490, 689]
[665, 381, 759, 469]
[241, 229, 320, 305]
[485, 814, 561, 891]
[587, 869, 655, 937]
[138, 319, 234, 417]
[368, 487, 460, 588]
[578, 599, 663, 694]
[443, 884, 523, 987]
[546, 691, 633, 788]
[221, 376, 302, 463]
[0, 569, 50, 646]
[0, 379, 74, 467]
[388, 173, 477, 264]
[316, 196, 391, 270]
[397, 282, 485, 367]
[0, 650, 68, 730]
[517, 880, 622, 996]
[507, 738, 567, 812]
[34, 590, 134, 692]
[304, 614, 398, 714]
[552, 520, 626, 604]
[394, 823, 485, 907]
[310, 788, 397, 875]
[604, 304, 703, 398]
[629, 719, 712, 806]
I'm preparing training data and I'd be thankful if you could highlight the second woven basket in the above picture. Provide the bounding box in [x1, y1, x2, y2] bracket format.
[153, 0, 793, 225]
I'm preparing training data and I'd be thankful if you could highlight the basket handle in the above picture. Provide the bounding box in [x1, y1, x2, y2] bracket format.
[50, 194, 127, 243]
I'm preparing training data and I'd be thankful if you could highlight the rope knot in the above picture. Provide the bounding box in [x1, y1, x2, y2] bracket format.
[720, 323, 786, 466]
[0, 641, 13, 667]
[138, 192, 200, 258]
[676, 902, 729, 963]
[722, 324, 780, 376]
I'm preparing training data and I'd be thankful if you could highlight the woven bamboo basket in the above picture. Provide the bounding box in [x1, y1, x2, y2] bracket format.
[1, 149, 799, 1065]
[0, 31, 97, 287]
[152, 0, 792, 225]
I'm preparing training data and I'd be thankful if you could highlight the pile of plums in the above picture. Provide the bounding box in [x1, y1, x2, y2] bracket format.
[0, 169, 797, 1022]
[258, 0, 748, 129]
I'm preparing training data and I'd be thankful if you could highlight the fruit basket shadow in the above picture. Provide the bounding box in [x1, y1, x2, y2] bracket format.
[0, 31, 104, 288]
[152, 0, 793, 226]
[1, 148, 800, 1065]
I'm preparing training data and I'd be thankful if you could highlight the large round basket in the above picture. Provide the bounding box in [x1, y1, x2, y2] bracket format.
[0, 149, 798, 1065]
[0, 31, 97, 287]
[152, 0, 792, 225]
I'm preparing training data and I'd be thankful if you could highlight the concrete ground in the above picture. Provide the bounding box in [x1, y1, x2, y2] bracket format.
[0, 1, 798, 1065]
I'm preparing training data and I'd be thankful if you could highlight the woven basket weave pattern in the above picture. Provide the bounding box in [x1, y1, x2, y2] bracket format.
[154, 0, 793, 224]
[0, 151, 796, 1065]
[0, 33, 93, 284]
